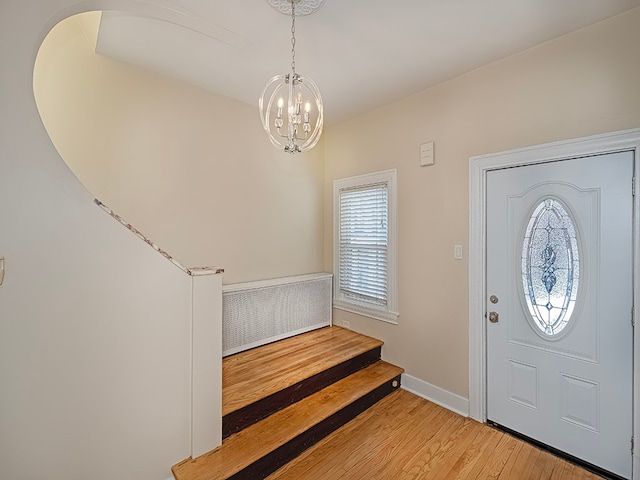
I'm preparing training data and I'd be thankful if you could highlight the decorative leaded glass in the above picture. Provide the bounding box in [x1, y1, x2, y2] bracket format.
[521, 198, 579, 336]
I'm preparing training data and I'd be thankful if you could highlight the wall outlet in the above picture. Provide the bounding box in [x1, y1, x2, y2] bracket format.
[343, 320, 351, 329]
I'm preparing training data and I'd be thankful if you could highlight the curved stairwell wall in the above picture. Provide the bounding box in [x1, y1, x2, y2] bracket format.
[0, 2, 324, 480]
[33, 9, 324, 285]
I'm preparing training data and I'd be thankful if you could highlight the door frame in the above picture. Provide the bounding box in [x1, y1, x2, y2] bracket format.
[468, 128, 640, 476]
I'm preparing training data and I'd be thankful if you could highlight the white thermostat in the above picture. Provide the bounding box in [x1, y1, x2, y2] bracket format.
[420, 142, 434, 166]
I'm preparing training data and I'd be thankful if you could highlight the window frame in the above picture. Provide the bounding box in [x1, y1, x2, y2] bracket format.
[333, 169, 398, 323]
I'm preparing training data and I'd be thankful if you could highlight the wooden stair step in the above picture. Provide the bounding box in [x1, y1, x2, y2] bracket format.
[173, 360, 404, 480]
[223, 326, 383, 438]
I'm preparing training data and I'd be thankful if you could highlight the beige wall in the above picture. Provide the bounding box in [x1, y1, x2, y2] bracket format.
[324, 7, 640, 398]
[1, 1, 214, 479]
[30, 4, 640, 407]
[34, 12, 324, 284]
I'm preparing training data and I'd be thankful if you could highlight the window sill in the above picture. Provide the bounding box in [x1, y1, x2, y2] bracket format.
[333, 300, 398, 325]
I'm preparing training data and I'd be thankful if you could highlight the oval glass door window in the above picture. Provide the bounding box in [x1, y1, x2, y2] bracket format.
[521, 198, 579, 336]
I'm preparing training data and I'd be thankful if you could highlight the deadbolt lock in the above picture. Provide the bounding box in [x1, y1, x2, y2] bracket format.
[489, 311, 499, 323]
[490, 295, 499, 304]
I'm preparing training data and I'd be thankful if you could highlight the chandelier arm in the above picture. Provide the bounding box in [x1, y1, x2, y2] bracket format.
[268, 82, 290, 141]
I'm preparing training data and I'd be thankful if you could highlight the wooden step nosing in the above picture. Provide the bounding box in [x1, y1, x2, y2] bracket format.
[227, 374, 403, 480]
[222, 346, 382, 438]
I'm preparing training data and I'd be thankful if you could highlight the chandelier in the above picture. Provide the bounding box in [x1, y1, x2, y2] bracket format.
[259, 0, 325, 154]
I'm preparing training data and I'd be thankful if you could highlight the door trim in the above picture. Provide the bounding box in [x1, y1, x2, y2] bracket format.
[468, 128, 640, 477]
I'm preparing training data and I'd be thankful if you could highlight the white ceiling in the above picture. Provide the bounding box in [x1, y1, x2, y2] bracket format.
[96, 0, 640, 124]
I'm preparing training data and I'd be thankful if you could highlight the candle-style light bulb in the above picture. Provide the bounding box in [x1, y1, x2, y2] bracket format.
[275, 96, 284, 129]
[304, 101, 311, 124]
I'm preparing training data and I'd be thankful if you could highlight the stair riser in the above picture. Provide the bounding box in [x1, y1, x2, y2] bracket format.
[228, 374, 402, 480]
[223, 346, 382, 438]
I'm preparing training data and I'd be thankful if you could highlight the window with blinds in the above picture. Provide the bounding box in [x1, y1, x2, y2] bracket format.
[339, 184, 388, 306]
[333, 170, 398, 323]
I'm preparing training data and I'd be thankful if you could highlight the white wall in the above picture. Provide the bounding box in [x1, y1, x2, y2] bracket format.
[324, 7, 640, 402]
[33, 11, 324, 285]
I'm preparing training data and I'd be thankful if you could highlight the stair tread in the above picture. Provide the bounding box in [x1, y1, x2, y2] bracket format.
[223, 326, 383, 415]
[173, 360, 403, 480]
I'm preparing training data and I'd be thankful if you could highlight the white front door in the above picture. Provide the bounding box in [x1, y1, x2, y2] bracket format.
[486, 151, 634, 478]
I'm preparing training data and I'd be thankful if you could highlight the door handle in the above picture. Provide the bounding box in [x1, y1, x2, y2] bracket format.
[489, 311, 499, 323]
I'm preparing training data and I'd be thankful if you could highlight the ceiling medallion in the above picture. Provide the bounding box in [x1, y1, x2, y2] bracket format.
[265, 0, 326, 16]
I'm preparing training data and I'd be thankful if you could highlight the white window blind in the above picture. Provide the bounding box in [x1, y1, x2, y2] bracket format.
[339, 184, 388, 306]
[333, 169, 398, 324]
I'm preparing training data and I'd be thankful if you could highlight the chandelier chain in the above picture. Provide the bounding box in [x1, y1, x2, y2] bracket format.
[290, 0, 296, 73]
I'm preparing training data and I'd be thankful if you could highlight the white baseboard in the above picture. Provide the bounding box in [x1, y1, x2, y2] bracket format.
[401, 373, 470, 417]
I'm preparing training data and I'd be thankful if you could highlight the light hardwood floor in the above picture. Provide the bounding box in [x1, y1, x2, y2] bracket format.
[267, 389, 604, 480]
